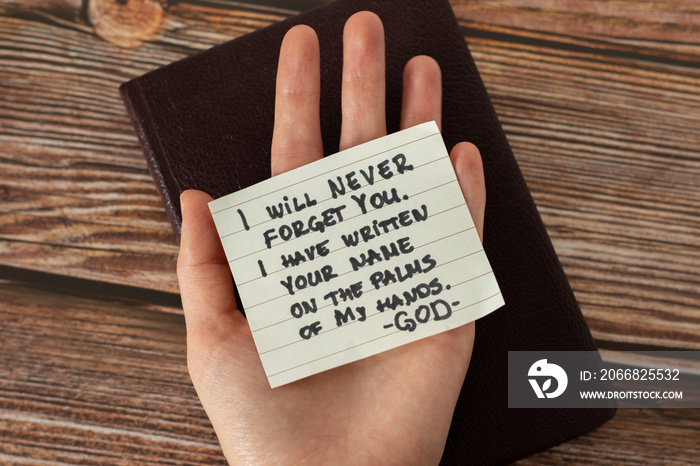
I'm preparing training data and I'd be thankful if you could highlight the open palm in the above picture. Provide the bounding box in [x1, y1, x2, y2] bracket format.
[177, 11, 486, 465]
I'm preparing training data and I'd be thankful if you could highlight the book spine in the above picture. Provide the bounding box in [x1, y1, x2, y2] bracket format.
[119, 80, 182, 240]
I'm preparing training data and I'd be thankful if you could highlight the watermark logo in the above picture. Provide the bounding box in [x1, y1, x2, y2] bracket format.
[510, 351, 698, 408]
[528, 359, 568, 399]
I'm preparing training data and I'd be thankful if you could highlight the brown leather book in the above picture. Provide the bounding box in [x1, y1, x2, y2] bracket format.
[120, 0, 616, 463]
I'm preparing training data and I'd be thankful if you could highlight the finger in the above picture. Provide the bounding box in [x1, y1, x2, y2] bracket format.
[401, 55, 442, 131]
[271, 25, 323, 176]
[339, 11, 386, 151]
[177, 190, 245, 333]
[450, 142, 486, 242]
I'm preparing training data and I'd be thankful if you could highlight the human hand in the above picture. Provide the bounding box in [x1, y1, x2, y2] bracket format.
[177, 11, 486, 465]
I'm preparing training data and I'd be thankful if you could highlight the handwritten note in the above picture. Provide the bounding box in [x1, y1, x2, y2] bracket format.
[209, 122, 504, 388]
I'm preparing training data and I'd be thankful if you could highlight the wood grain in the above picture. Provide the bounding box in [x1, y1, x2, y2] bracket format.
[2, 280, 699, 465]
[0, 280, 225, 464]
[451, 0, 700, 60]
[1, 0, 698, 345]
[517, 408, 700, 465]
[1, 1, 699, 461]
[0, 1, 288, 294]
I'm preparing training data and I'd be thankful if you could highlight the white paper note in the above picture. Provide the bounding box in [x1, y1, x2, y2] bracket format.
[209, 122, 504, 388]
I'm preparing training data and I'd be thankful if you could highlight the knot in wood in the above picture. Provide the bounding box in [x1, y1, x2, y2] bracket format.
[88, 0, 164, 48]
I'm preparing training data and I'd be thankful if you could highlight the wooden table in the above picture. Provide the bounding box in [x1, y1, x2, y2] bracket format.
[1, 0, 699, 463]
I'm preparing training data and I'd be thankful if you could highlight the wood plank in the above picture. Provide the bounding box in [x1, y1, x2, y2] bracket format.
[0, 1, 290, 294]
[517, 408, 700, 465]
[451, 0, 700, 60]
[2, 280, 699, 464]
[0, 280, 225, 464]
[1, 0, 699, 347]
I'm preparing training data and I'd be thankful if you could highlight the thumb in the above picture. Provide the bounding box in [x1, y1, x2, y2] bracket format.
[177, 190, 248, 357]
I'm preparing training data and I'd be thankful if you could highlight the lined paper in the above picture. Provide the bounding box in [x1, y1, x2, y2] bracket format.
[209, 122, 504, 388]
